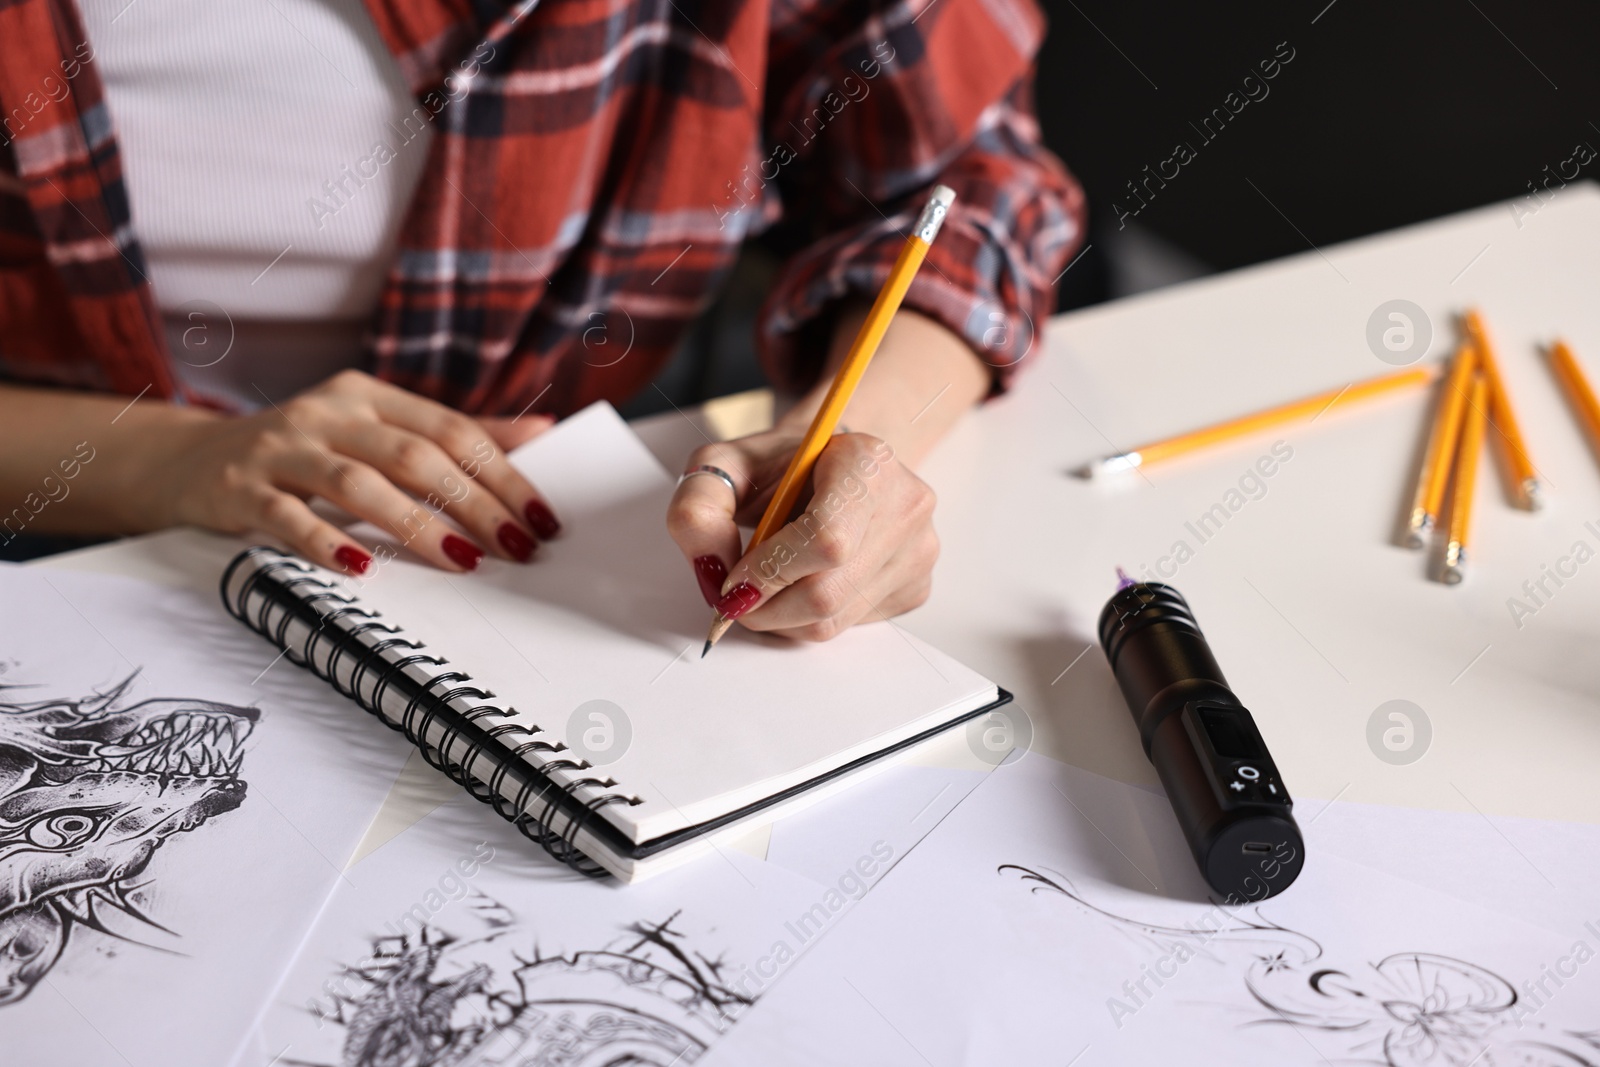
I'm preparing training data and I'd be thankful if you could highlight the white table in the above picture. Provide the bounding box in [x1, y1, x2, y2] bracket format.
[39, 183, 1600, 832]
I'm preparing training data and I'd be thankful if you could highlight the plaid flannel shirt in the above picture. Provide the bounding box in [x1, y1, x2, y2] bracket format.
[0, 0, 1083, 415]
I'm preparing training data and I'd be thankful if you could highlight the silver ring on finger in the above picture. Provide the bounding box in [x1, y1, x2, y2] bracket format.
[677, 464, 737, 497]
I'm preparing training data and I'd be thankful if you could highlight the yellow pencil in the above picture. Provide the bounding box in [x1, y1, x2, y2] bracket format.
[1441, 374, 1489, 586]
[1464, 309, 1542, 510]
[1077, 364, 1436, 479]
[702, 185, 956, 656]
[1548, 339, 1600, 466]
[1403, 341, 1478, 549]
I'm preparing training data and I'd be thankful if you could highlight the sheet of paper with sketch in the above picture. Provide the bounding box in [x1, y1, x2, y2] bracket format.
[0, 567, 411, 1067]
[698, 753, 1600, 1067]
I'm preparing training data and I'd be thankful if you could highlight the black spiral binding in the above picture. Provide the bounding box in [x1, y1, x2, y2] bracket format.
[220, 546, 644, 878]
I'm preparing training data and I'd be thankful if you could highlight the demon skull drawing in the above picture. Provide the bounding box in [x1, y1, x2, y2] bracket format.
[0, 673, 256, 1004]
[309, 907, 756, 1067]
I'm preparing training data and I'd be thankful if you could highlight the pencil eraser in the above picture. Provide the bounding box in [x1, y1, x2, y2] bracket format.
[931, 184, 956, 209]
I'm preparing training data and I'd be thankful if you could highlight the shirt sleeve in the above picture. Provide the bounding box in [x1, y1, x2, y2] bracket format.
[755, 0, 1085, 396]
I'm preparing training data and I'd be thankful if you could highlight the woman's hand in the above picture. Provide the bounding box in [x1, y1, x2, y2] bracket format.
[125, 370, 561, 574]
[665, 428, 938, 641]
[661, 305, 992, 643]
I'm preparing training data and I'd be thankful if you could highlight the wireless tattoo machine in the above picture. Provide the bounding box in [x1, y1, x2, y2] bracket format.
[1097, 573, 1304, 900]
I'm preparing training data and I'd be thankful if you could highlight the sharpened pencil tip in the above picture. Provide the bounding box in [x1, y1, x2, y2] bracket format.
[701, 640, 712, 659]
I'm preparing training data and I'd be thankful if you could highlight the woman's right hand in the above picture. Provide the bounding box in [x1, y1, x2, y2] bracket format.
[124, 370, 560, 574]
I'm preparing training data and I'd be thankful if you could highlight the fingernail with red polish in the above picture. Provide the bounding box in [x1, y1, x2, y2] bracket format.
[497, 522, 537, 563]
[334, 545, 373, 575]
[693, 555, 727, 606]
[524, 499, 561, 540]
[442, 534, 484, 571]
[714, 581, 761, 621]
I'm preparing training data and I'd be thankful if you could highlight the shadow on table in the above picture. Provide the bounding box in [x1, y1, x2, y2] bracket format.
[1009, 629, 1219, 903]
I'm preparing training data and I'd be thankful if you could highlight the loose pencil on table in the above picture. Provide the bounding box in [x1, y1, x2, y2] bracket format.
[1403, 341, 1478, 548]
[1441, 373, 1490, 585]
[1548, 339, 1600, 468]
[1464, 309, 1542, 510]
[1074, 363, 1435, 479]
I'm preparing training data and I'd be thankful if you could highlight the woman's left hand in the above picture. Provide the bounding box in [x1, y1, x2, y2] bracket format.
[666, 427, 939, 641]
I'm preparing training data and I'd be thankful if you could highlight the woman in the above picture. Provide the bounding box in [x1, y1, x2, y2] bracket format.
[0, 0, 1081, 640]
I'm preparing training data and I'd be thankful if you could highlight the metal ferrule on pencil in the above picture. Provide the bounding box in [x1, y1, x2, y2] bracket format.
[1521, 477, 1544, 511]
[1403, 509, 1434, 550]
[915, 185, 956, 244]
[1079, 451, 1144, 479]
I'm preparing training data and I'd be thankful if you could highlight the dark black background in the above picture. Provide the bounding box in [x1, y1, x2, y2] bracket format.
[1033, 0, 1600, 307]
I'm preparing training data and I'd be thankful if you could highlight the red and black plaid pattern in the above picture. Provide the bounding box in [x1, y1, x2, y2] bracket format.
[0, 0, 1082, 414]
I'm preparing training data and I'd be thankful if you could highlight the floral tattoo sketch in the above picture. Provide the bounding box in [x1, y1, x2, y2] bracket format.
[0, 674, 256, 1004]
[1001, 865, 1600, 1067]
[302, 898, 757, 1067]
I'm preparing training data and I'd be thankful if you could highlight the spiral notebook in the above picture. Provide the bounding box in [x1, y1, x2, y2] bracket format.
[221, 403, 1009, 881]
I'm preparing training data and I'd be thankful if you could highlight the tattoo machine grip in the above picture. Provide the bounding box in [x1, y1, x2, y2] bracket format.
[1098, 582, 1304, 900]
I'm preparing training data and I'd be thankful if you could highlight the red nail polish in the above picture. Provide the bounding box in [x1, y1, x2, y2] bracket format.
[334, 545, 372, 575]
[693, 555, 727, 607]
[497, 522, 537, 562]
[714, 581, 761, 620]
[524, 499, 561, 539]
[442, 534, 484, 571]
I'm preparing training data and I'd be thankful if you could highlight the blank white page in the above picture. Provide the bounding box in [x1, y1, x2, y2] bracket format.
[343, 403, 998, 843]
